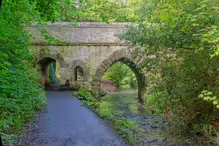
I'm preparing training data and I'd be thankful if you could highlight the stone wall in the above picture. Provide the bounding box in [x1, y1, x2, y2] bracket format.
[29, 22, 147, 101]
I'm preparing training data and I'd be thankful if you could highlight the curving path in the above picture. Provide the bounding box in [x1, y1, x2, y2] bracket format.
[17, 91, 128, 146]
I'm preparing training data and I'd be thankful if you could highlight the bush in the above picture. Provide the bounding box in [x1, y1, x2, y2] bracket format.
[143, 50, 219, 143]
[0, 1, 46, 144]
[122, 0, 219, 143]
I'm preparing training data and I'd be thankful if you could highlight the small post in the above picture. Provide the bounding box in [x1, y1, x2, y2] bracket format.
[0, 136, 3, 146]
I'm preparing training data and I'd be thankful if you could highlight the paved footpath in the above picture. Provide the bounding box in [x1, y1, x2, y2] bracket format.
[17, 91, 128, 146]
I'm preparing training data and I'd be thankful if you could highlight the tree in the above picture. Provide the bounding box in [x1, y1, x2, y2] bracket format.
[0, 0, 74, 143]
[123, 0, 219, 141]
[124, 0, 219, 53]
[59, 0, 143, 22]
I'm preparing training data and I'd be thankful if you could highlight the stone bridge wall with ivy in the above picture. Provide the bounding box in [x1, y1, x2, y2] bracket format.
[28, 22, 147, 100]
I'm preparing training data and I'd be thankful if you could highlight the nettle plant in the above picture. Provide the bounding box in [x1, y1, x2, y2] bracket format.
[199, 90, 219, 108]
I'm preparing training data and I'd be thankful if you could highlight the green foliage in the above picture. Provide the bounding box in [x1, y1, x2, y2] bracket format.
[74, 88, 145, 145]
[199, 90, 219, 108]
[73, 88, 100, 109]
[60, 0, 142, 22]
[0, 0, 54, 144]
[140, 50, 219, 143]
[103, 62, 137, 89]
[36, 0, 61, 22]
[122, 0, 219, 142]
[145, 50, 218, 120]
[124, 0, 219, 53]
[39, 26, 69, 45]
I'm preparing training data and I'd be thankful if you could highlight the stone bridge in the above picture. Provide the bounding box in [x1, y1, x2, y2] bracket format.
[28, 22, 146, 102]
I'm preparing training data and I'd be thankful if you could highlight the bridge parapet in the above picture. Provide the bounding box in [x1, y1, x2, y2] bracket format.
[28, 22, 131, 46]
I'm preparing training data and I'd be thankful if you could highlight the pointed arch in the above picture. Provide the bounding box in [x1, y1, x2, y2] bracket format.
[75, 66, 84, 81]
[37, 53, 68, 86]
[71, 59, 88, 82]
[37, 53, 68, 68]
[91, 50, 146, 102]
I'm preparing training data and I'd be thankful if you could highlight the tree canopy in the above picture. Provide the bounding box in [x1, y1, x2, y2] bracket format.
[122, 0, 219, 140]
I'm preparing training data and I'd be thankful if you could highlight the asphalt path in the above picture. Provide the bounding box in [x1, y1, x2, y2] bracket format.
[17, 91, 128, 146]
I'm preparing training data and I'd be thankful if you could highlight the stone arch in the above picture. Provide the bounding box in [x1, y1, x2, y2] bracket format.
[70, 60, 88, 82]
[37, 53, 68, 68]
[75, 66, 84, 81]
[91, 50, 147, 102]
[38, 57, 56, 86]
[37, 53, 68, 86]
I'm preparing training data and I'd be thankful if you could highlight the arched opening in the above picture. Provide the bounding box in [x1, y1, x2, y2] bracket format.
[101, 62, 137, 92]
[91, 52, 146, 103]
[71, 60, 88, 82]
[100, 61, 142, 114]
[38, 57, 60, 88]
[74, 66, 84, 82]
